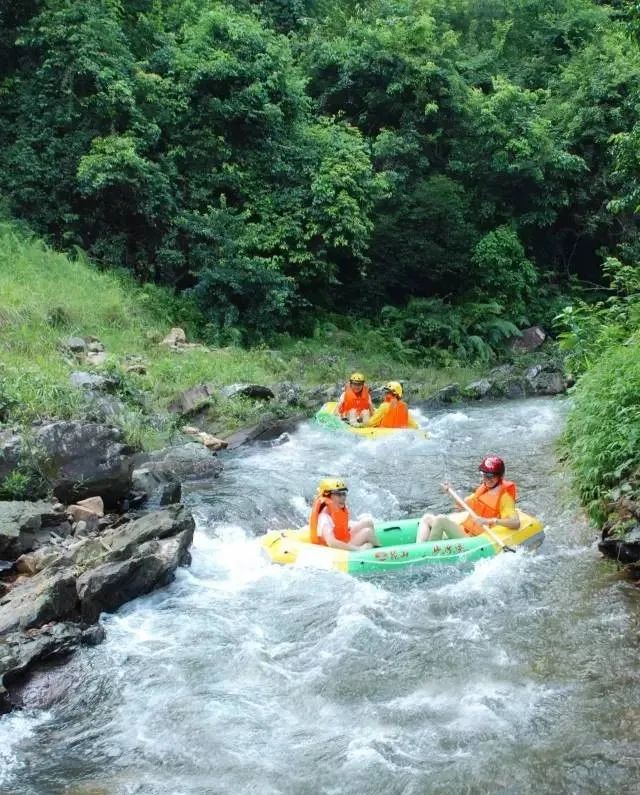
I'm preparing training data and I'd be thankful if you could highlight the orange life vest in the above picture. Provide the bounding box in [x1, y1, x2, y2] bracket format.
[309, 497, 351, 546]
[379, 400, 410, 428]
[462, 480, 517, 536]
[340, 384, 371, 414]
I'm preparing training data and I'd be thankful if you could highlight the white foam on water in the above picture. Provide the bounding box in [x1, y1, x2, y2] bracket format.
[0, 710, 49, 787]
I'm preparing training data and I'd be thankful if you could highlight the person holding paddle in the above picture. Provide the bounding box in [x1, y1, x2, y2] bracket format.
[416, 456, 520, 543]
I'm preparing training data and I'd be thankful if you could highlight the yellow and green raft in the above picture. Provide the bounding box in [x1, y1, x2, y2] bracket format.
[313, 401, 426, 439]
[261, 510, 544, 574]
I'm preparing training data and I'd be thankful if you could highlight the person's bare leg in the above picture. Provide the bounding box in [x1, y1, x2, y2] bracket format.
[428, 516, 466, 540]
[350, 518, 379, 547]
[416, 513, 436, 543]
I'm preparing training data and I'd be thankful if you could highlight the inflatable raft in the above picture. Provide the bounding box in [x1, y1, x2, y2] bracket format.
[313, 401, 425, 439]
[261, 510, 544, 574]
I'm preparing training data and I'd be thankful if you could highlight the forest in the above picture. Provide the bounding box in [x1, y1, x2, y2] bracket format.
[1, 1, 638, 354]
[2, 0, 640, 516]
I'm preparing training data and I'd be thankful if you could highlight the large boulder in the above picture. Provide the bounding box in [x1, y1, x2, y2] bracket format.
[132, 443, 223, 495]
[32, 421, 134, 508]
[525, 365, 567, 396]
[77, 531, 193, 623]
[509, 326, 547, 353]
[0, 500, 65, 559]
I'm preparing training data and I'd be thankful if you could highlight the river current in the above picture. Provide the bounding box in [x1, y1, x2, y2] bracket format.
[2, 397, 639, 795]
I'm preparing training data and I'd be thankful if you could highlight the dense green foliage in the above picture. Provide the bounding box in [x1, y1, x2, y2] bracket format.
[559, 252, 640, 520]
[2, 0, 639, 356]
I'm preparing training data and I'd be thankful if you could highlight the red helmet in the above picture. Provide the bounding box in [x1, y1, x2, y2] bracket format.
[479, 456, 505, 476]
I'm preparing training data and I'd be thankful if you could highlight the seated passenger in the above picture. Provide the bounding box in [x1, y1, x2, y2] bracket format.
[309, 478, 379, 550]
[334, 372, 374, 426]
[416, 456, 520, 542]
[367, 381, 419, 429]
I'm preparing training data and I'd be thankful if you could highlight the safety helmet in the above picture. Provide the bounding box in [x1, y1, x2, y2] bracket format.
[318, 477, 348, 496]
[384, 381, 403, 398]
[479, 456, 505, 477]
[349, 372, 365, 384]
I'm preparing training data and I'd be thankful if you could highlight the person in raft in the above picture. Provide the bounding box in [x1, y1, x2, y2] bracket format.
[415, 456, 520, 542]
[309, 478, 380, 550]
[366, 381, 419, 429]
[333, 372, 375, 426]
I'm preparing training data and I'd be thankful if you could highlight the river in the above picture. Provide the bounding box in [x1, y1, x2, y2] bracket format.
[2, 397, 639, 795]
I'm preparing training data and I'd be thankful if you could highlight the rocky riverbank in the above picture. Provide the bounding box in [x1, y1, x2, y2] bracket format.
[0, 341, 570, 713]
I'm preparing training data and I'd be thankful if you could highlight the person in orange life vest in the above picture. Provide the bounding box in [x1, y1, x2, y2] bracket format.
[416, 456, 520, 542]
[366, 381, 419, 429]
[309, 478, 380, 550]
[334, 372, 374, 426]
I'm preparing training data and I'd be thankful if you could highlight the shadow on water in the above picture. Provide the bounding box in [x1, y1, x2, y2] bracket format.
[3, 397, 639, 795]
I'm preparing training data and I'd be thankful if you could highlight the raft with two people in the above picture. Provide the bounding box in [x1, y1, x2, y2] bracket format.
[261, 459, 545, 574]
[314, 377, 427, 438]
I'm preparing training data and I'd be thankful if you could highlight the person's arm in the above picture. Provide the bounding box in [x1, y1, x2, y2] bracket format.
[407, 412, 419, 429]
[366, 402, 388, 427]
[333, 392, 346, 416]
[484, 493, 520, 530]
[318, 512, 359, 551]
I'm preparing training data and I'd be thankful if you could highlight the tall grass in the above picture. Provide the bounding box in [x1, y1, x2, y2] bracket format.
[0, 222, 482, 446]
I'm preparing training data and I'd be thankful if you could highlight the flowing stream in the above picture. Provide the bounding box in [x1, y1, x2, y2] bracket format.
[2, 397, 640, 795]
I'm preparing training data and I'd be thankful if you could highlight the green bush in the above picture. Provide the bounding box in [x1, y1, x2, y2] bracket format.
[563, 341, 640, 521]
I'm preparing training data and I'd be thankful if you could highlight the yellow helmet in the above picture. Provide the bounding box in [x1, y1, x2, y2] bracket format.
[384, 381, 403, 398]
[318, 478, 348, 496]
[349, 372, 365, 384]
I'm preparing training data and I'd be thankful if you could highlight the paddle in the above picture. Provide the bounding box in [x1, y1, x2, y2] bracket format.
[445, 485, 516, 553]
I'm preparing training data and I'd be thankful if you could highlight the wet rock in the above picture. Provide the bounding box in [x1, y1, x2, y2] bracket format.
[77, 530, 192, 623]
[0, 622, 85, 713]
[132, 443, 222, 492]
[423, 384, 462, 408]
[599, 538, 640, 565]
[224, 415, 306, 449]
[221, 383, 275, 401]
[462, 379, 496, 399]
[525, 367, 567, 396]
[32, 421, 134, 508]
[159, 480, 181, 506]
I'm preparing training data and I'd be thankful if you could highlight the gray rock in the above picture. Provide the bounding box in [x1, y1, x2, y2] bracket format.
[509, 325, 546, 353]
[0, 431, 22, 481]
[133, 443, 222, 491]
[0, 622, 84, 713]
[0, 569, 79, 635]
[168, 384, 213, 414]
[32, 421, 134, 508]
[160, 480, 182, 506]
[525, 366, 567, 396]
[221, 383, 275, 401]
[463, 379, 495, 399]
[70, 372, 116, 391]
[423, 384, 462, 408]
[77, 530, 193, 623]
[64, 337, 87, 354]
[0, 500, 61, 559]
[224, 415, 306, 449]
